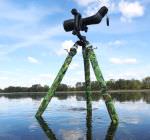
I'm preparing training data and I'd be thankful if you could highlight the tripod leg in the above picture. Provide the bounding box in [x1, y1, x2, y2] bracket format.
[82, 47, 92, 112]
[36, 44, 77, 117]
[88, 44, 118, 124]
[82, 47, 92, 140]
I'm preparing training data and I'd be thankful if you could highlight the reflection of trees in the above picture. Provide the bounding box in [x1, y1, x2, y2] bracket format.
[75, 92, 102, 101]
[111, 92, 142, 102]
[0, 92, 45, 100]
[142, 92, 150, 104]
[1, 92, 150, 104]
[56, 93, 68, 100]
[111, 92, 150, 103]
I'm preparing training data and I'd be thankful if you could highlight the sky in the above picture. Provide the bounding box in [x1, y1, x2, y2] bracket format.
[0, 0, 150, 89]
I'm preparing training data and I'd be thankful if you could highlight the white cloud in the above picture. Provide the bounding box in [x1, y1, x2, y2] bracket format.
[30, 74, 55, 86]
[73, 0, 113, 7]
[94, 40, 125, 49]
[62, 40, 74, 52]
[73, 0, 144, 22]
[39, 74, 55, 80]
[61, 64, 150, 84]
[0, 0, 64, 57]
[109, 58, 137, 64]
[73, 0, 96, 6]
[107, 71, 139, 80]
[105, 65, 150, 80]
[61, 130, 84, 140]
[0, 0, 61, 23]
[119, 0, 144, 22]
[56, 40, 74, 56]
[0, 70, 55, 89]
[83, 0, 116, 16]
[0, 77, 8, 80]
[108, 40, 124, 46]
[84, 3, 100, 16]
[0, 24, 63, 57]
[69, 63, 80, 70]
[73, 0, 116, 16]
[27, 56, 39, 64]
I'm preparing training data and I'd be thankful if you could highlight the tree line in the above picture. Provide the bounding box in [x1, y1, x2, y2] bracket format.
[0, 77, 150, 93]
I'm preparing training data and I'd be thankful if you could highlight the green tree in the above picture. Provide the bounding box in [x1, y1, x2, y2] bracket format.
[0, 88, 3, 93]
[106, 79, 116, 90]
[56, 84, 68, 91]
[142, 77, 150, 89]
[91, 81, 100, 90]
[115, 79, 127, 89]
[29, 84, 43, 92]
[127, 79, 141, 89]
[75, 82, 85, 91]
[43, 85, 49, 92]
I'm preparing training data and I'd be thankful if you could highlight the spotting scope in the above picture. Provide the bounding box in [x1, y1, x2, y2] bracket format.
[63, 6, 108, 32]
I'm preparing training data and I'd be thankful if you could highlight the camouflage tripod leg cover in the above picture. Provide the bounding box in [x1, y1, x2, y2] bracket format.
[87, 43, 119, 124]
[82, 46, 92, 140]
[82, 47, 92, 112]
[36, 44, 77, 117]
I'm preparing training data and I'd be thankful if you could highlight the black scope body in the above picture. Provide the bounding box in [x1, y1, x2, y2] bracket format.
[63, 6, 108, 32]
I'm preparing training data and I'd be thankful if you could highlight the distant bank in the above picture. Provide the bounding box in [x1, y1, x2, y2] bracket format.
[1, 89, 150, 94]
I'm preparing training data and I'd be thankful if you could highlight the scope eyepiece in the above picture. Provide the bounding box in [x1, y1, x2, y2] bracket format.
[63, 6, 108, 32]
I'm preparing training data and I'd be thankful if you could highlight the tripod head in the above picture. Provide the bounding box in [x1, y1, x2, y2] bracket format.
[63, 6, 109, 43]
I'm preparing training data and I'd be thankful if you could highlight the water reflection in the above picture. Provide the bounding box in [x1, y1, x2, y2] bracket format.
[1, 92, 150, 104]
[86, 109, 92, 140]
[105, 122, 118, 140]
[36, 116, 57, 140]
[36, 110, 118, 140]
[1, 93, 150, 140]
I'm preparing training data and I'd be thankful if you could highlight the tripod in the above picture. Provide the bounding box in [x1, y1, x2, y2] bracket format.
[36, 6, 119, 124]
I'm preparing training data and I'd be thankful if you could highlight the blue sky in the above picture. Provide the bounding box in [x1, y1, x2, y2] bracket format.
[0, 0, 150, 89]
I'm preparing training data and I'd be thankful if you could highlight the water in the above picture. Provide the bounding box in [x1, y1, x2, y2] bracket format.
[0, 92, 150, 140]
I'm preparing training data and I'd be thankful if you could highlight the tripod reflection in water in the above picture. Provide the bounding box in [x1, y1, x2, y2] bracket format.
[105, 122, 118, 140]
[36, 116, 57, 140]
[36, 111, 118, 140]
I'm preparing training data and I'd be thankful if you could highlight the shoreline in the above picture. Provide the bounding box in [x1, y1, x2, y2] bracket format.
[0, 89, 150, 94]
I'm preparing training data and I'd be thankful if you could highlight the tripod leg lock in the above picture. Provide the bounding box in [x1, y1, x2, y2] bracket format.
[69, 43, 78, 56]
[69, 47, 77, 56]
